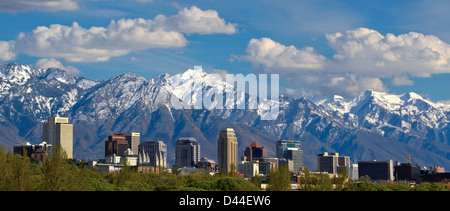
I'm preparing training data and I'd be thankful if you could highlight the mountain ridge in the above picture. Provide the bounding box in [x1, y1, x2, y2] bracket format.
[0, 63, 449, 169]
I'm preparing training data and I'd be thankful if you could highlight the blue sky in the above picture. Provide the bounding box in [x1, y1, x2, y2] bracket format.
[1, 0, 450, 102]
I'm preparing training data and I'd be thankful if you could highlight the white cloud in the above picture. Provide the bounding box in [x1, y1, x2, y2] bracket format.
[0, 0, 79, 12]
[35, 58, 80, 75]
[389, 75, 414, 86]
[240, 28, 450, 98]
[1, 6, 236, 63]
[154, 6, 237, 35]
[240, 37, 326, 71]
[0, 41, 16, 61]
[326, 27, 450, 77]
[283, 72, 388, 99]
[14, 20, 186, 63]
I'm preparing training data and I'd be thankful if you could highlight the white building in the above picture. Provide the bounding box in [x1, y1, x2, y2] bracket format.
[95, 148, 138, 172]
[43, 115, 73, 159]
[237, 161, 260, 179]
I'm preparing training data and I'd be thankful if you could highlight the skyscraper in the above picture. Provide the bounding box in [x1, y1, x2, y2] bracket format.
[243, 141, 267, 163]
[358, 160, 394, 181]
[276, 139, 303, 172]
[175, 137, 200, 168]
[43, 115, 73, 159]
[138, 141, 167, 168]
[104, 135, 128, 156]
[317, 152, 351, 175]
[217, 128, 238, 173]
[115, 132, 140, 156]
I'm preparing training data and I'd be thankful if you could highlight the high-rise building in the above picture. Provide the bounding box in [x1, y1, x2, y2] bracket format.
[105, 135, 128, 156]
[175, 137, 201, 168]
[243, 141, 267, 163]
[394, 162, 421, 181]
[276, 140, 303, 172]
[138, 141, 167, 168]
[115, 132, 140, 156]
[317, 152, 350, 175]
[43, 115, 73, 159]
[358, 160, 394, 181]
[217, 128, 238, 173]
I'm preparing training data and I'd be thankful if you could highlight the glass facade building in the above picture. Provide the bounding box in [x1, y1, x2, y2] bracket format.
[276, 140, 303, 172]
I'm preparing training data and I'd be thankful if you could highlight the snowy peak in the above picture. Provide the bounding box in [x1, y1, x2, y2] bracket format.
[181, 67, 208, 78]
[155, 72, 172, 85]
[0, 63, 44, 87]
[401, 92, 424, 101]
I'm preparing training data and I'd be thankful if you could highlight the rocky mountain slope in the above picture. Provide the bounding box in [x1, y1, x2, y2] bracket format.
[0, 63, 449, 169]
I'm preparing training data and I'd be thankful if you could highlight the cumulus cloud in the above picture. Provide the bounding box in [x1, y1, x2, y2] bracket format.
[0, 41, 16, 61]
[282, 72, 388, 99]
[326, 27, 450, 77]
[0, 6, 237, 63]
[153, 6, 237, 35]
[35, 58, 80, 75]
[241, 38, 326, 70]
[14, 20, 187, 63]
[240, 27, 450, 98]
[0, 0, 79, 12]
[389, 75, 414, 86]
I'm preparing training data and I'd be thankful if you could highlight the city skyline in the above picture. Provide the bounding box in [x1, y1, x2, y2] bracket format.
[10, 114, 449, 189]
[12, 114, 447, 173]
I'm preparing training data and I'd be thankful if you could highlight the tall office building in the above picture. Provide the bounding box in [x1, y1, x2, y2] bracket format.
[43, 115, 73, 159]
[276, 140, 303, 172]
[243, 141, 267, 162]
[317, 152, 350, 175]
[217, 128, 238, 173]
[138, 141, 167, 168]
[115, 132, 140, 156]
[175, 137, 200, 168]
[358, 160, 394, 181]
[105, 135, 128, 156]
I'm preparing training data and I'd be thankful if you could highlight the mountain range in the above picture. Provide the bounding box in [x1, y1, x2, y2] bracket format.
[0, 63, 449, 170]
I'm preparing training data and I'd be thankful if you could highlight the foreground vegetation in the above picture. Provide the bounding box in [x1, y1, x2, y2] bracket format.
[0, 146, 448, 191]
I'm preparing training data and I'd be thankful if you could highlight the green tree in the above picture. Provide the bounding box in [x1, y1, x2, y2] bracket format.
[0, 147, 37, 191]
[413, 182, 447, 191]
[229, 163, 237, 176]
[298, 167, 314, 191]
[0, 146, 13, 190]
[114, 159, 135, 187]
[333, 168, 348, 191]
[216, 177, 259, 191]
[10, 152, 33, 190]
[343, 181, 391, 191]
[384, 183, 411, 191]
[252, 170, 263, 189]
[39, 146, 74, 191]
[298, 167, 334, 191]
[171, 166, 182, 176]
[267, 164, 291, 191]
[314, 172, 333, 191]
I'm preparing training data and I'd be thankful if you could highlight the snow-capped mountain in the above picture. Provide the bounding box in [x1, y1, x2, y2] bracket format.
[0, 63, 449, 169]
